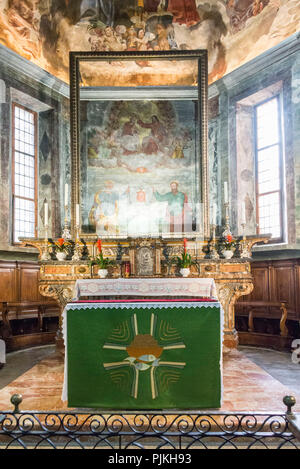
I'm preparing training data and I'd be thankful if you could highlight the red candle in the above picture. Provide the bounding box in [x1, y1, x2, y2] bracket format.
[97, 239, 102, 252]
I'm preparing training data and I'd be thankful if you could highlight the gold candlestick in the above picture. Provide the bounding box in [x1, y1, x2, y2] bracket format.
[222, 202, 232, 238]
[41, 224, 50, 261]
[240, 222, 251, 258]
[209, 224, 219, 259]
[72, 224, 81, 261]
[62, 204, 71, 240]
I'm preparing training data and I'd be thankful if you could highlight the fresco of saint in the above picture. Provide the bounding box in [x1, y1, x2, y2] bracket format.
[89, 180, 119, 235]
[154, 181, 188, 233]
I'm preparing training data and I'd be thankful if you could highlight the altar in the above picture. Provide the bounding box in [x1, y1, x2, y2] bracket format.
[62, 278, 222, 409]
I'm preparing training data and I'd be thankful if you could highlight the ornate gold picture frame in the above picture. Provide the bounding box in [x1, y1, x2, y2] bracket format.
[69, 50, 209, 239]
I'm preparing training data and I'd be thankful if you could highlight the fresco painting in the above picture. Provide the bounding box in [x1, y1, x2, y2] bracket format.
[0, 1, 299, 85]
[81, 100, 200, 236]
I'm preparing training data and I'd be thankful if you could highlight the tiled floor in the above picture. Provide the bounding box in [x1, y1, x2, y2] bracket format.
[240, 346, 300, 395]
[0, 345, 55, 389]
[0, 345, 299, 413]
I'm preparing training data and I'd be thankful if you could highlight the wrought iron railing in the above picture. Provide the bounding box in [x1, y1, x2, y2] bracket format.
[0, 395, 299, 450]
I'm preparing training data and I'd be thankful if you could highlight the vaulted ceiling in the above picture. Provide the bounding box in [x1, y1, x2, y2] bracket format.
[0, 0, 299, 86]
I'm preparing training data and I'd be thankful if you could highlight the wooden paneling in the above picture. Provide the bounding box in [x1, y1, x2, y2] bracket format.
[237, 258, 300, 321]
[248, 265, 269, 302]
[0, 262, 17, 302]
[271, 262, 296, 316]
[19, 262, 44, 301]
[0, 261, 43, 303]
[0, 261, 58, 351]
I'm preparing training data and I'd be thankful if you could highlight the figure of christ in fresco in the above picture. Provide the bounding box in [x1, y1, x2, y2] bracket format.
[89, 180, 119, 235]
[138, 115, 168, 155]
[167, 0, 200, 27]
[120, 117, 140, 155]
[153, 181, 188, 233]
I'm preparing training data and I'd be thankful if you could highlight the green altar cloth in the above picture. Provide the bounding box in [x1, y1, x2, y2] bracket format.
[63, 301, 222, 409]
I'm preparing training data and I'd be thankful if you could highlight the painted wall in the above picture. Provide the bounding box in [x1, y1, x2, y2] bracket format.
[0, 1, 299, 85]
[208, 33, 300, 257]
[0, 53, 70, 259]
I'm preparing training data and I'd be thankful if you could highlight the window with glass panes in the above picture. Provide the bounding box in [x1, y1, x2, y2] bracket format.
[255, 96, 284, 241]
[12, 103, 37, 243]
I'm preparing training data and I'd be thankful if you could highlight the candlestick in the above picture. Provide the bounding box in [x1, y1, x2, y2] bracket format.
[209, 224, 219, 259]
[76, 204, 80, 227]
[240, 222, 251, 258]
[222, 201, 232, 238]
[72, 219, 81, 260]
[212, 203, 217, 225]
[224, 182, 228, 204]
[64, 183, 68, 207]
[44, 202, 48, 227]
[241, 201, 246, 225]
[41, 223, 50, 261]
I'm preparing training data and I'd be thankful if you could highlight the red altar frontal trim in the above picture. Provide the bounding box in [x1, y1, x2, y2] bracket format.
[71, 298, 218, 304]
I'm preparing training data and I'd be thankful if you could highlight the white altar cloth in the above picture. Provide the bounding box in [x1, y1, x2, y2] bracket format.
[73, 277, 217, 300]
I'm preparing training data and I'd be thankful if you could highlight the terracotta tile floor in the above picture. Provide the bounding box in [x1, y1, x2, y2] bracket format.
[0, 348, 299, 413]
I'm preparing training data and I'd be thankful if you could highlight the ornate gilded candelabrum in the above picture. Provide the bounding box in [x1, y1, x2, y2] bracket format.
[41, 224, 51, 261]
[240, 222, 251, 258]
[222, 202, 232, 238]
[72, 224, 82, 261]
[62, 204, 71, 240]
[209, 224, 219, 259]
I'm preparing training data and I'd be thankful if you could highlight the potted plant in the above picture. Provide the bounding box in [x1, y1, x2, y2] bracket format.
[54, 238, 70, 261]
[173, 239, 194, 277]
[219, 234, 236, 259]
[89, 239, 115, 278]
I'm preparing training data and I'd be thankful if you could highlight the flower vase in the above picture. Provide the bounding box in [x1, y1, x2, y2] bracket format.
[180, 267, 190, 277]
[98, 268, 108, 278]
[222, 250, 234, 260]
[56, 252, 67, 261]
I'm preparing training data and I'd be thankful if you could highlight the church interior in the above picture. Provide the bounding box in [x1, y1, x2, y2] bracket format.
[1, 0, 300, 450]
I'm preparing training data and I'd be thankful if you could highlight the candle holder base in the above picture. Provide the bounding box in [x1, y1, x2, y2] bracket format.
[62, 226, 72, 240]
[72, 237, 82, 261]
[209, 247, 219, 260]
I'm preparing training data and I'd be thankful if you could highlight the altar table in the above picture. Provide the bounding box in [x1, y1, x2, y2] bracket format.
[62, 286, 223, 409]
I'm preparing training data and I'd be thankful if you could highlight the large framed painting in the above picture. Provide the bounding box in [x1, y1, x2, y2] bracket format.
[70, 50, 209, 239]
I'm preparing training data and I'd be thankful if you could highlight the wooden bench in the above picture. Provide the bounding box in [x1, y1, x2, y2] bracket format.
[236, 300, 291, 350]
[0, 301, 60, 351]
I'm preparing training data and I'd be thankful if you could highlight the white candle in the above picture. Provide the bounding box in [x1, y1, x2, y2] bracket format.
[76, 204, 80, 226]
[64, 183, 68, 207]
[44, 202, 48, 226]
[224, 182, 228, 204]
[241, 201, 246, 224]
[212, 203, 217, 225]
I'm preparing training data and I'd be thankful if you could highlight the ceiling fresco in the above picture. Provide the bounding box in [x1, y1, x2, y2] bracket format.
[0, 0, 299, 85]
